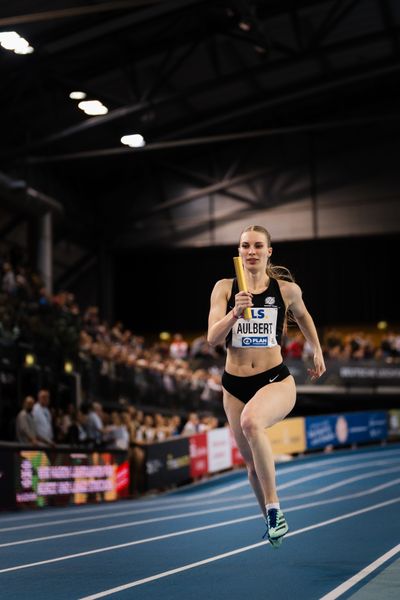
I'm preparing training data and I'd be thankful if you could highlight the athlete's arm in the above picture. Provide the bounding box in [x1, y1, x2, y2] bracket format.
[207, 279, 252, 347]
[282, 281, 326, 380]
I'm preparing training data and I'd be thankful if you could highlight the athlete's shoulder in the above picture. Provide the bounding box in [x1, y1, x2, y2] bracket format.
[276, 279, 302, 301]
[211, 278, 233, 298]
[213, 278, 233, 290]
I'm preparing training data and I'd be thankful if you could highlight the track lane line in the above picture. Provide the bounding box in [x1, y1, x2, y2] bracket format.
[318, 543, 400, 599]
[1, 480, 399, 569]
[1, 456, 396, 534]
[76, 497, 400, 600]
[1, 447, 398, 526]
[1, 470, 399, 549]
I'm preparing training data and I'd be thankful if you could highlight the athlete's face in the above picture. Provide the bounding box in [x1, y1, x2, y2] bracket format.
[239, 231, 272, 269]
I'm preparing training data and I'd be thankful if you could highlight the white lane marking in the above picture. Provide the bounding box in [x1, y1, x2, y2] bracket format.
[0, 502, 256, 548]
[76, 497, 400, 600]
[282, 466, 400, 498]
[2, 473, 398, 550]
[1, 455, 396, 534]
[277, 459, 398, 491]
[1, 448, 398, 528]
[179, 448, 400, 498]
[0, 515, 258, 573]
[1, 478, 399, 564]
[318, 543, 400, 600]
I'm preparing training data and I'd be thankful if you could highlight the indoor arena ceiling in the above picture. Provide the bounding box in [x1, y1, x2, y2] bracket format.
[1, 0, 400, 262]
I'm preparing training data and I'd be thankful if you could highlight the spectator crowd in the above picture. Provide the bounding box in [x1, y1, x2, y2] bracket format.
[15, 388, 220, 450]
[2, 245, 400, 452]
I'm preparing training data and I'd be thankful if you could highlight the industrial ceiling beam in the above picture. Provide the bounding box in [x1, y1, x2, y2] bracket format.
[158, 161, 259, 206]
[134, 166, 272, 219]
[22, 24, 399, 153]
[44, 0, 208, 54]
[0, 1, 163, 27]
[27, 111, 400, 165]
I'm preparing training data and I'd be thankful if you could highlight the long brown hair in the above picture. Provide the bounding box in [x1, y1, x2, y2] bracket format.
[240, 225, 295, 282]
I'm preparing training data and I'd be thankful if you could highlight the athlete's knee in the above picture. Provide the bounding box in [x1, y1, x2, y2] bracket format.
[240, 410, 263, 439]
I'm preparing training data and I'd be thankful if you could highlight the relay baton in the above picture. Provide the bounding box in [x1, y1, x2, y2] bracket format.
[233, 256, 252, 320]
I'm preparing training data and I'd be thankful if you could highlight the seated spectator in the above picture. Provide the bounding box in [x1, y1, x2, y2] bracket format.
[182, 412, 200, 435]
[169, 415, 182, 436]
[200, 368, 222, 403]
[104, 411, 129, 450]
[286, 333, 304, 359]
[136, 414, 157, 443]
[169, 333, 188, 359]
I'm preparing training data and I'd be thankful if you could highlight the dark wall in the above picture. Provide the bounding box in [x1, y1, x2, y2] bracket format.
[114, 234, 399, 334]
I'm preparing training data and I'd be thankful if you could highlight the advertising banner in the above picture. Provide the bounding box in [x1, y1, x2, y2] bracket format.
[230, 429, 245, 466]
[388, 410, 400, 438]
[267, 417, 306, 455]
[207, 428, 232, 473]
[7, 449, 130, 510]
[146, 437, 190, 489]
[305, 411, 388, 450]
[284, 360, 400, 387]
[189, 433, 208, 478]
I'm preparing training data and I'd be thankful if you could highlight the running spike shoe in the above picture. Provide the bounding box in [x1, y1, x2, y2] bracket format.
[264, 509, 289, 548]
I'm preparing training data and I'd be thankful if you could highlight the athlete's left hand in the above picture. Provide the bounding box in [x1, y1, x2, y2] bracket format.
[307, 348, 326, 381]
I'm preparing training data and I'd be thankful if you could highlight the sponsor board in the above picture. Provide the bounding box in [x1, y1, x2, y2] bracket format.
[266, 417, 306, 455]
[207, 428, 232, 473]
[305, 411, 388, 450]
[230, 429, 245, 466]
[0, 448, 129, 510]
[146, 437, 190, 488]
[189, 433, 208, 478]
[388, 410, 400, 438]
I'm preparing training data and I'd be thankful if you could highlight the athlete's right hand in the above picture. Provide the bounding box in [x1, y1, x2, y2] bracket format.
[233, 291, 253, 317]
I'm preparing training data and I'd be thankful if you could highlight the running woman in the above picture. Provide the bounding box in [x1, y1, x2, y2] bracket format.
[207, 225, 326, 547]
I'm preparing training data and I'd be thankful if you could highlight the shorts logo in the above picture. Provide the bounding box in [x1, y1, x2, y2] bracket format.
[265, 297, 275, 305]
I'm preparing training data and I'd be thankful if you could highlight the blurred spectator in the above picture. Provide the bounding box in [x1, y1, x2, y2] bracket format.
[66, 409, 88, 445]
[2, 261, 16, 295]
[286, 333, 304, 359]
[169, 415, 182, 436]
[200, 368, 223, 403]
[16, 396, 40, 444]
[85, 401, 104, 445]
[182, 412, 200, 435]
[169, 333, 188, 359]
[32, 389, 55, 445]
[104, 411, 129, 450]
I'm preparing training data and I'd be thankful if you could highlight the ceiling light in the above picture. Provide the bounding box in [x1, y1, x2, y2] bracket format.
[78, 100, 108, 116]
[121, 134, 146, 148]
[14, 45, 34, 55]
[70, 91, 87, 100]
[0, 31, 34, 54]
[238, 20, 252, 31]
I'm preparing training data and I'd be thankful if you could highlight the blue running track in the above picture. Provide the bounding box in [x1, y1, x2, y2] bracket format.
[1, 443, 399, 600]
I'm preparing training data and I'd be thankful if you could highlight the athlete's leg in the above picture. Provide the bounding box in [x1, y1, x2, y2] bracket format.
[223, 390, 267, 518]
[240, 376, 296, 505]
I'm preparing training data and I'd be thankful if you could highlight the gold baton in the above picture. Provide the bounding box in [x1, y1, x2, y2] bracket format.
[233, 256, 252, 320]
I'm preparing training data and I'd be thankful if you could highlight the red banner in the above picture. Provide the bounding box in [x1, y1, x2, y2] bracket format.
[189, 433, 208, 478]
[230, 430, 245, 466]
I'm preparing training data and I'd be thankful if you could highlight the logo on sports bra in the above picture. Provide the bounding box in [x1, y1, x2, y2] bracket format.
[264, 296, 275, 305]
